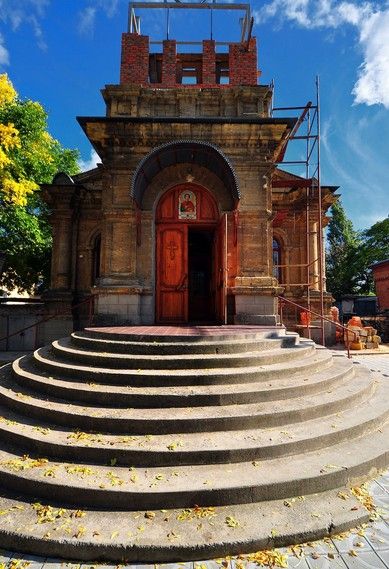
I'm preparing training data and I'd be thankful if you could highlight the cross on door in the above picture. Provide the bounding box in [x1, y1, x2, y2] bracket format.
[167, 240, 178, 260]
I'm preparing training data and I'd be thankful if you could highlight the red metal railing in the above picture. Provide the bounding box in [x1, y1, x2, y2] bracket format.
[277, 295, 357, 359]
[0, 294, 96, 351]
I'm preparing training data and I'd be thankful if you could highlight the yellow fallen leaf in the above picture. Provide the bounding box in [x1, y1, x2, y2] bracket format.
[33, 426, 51, 435]
[65, 465, 95, 477]
[177, 506, 216, 521]
[288, 544, 304, 558]
[73, 526, 86, 538]
[247, 549, 287, 568]
[8, 561, 31, 569]
[2, 455, 48, 472]
[225, 515, 240, 528]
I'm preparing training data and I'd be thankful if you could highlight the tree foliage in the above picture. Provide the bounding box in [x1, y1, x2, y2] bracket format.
[0, 73, 79, 292]
[356, 217, 389, 294]
[326, 200, 389, 301]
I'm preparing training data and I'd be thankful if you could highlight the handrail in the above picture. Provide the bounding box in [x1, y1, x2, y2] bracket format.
[277, 295, 357, 359]
[0, 294, 96, 350]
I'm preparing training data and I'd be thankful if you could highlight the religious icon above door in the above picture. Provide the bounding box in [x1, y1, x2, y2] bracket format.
[178, 190, 196, 220]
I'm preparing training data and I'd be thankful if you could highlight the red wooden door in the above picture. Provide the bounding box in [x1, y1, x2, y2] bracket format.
[156, 224, 188, 323]
[215, 213, 228, 324]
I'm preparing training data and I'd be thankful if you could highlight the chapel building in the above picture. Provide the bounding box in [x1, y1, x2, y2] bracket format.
[43, 2, 337, 330]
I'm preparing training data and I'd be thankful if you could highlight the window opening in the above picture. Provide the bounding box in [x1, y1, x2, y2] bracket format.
[92, 235, 101, 284]
[272, 238, 282, 282]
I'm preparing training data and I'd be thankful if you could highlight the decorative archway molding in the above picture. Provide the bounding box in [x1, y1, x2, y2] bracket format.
[131, 140, 240, 208]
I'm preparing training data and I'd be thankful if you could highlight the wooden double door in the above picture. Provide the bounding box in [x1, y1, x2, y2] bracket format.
[155, 185, 227, 324]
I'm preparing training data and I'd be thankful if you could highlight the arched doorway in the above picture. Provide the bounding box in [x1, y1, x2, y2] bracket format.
[155, 183, 226, 324]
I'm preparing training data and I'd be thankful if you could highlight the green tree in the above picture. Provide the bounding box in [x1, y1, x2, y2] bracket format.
[355, 217, 389, 294]
[0, 74, 79, 292]
[326, 200, 361, 301]
[326, 201, 389, 300]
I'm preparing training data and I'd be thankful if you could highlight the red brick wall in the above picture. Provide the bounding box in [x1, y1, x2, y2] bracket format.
[229, 38, 258, 86]
[120, 33, 149, 85]
[120, 33, 258, 88]
[372, 262, 389, 310]
[162, 40, 177, 86]
[202, 40, 216, 84]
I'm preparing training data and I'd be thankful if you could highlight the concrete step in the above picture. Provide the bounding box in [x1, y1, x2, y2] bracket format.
[30, 345, 334, 386]
[0, 364, 375, 434]
[0, 414, 388, 510]
[71, 330, 299, 355]
[0, 487, 370, 563]
[11, 353, 354, 407]
[0, 324, 388, 564]
[52, 337, 314, 370]
[0, 368, 386, 467]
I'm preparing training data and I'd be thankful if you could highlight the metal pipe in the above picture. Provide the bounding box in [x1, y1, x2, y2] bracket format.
[305, 107, 311, 339]
[278, 296, 355, 357]
[316, 75, 325, 346]
[0, 295, 97, 347]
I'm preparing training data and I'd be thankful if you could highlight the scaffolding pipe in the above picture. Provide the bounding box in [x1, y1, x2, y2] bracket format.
[272, 78, 325, 345]
[305, 108, 311, 338]
[316, 75, 325, 345]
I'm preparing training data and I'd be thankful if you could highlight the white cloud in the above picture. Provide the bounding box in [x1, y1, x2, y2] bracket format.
[79, 149, 100, 172]
[78, 6, 97, 37]
[353, 10, 389, 107]
[0, 0, 49, 56]
[0, 33, 9, 67]
[253, 1, 389, 109]
[321, 106, 389, 229]
[77, 0, 119, 36]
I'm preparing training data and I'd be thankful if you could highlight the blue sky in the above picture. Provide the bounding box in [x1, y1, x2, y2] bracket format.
[0, 0, 388, 230]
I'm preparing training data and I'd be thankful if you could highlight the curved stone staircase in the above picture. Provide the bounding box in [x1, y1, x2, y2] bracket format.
[0, 325, 388, 563]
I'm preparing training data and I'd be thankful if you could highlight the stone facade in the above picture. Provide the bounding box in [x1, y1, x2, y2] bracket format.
[42, 14, 337, 330]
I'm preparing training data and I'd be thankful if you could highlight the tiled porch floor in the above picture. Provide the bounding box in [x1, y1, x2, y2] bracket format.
[86, 325, 280, 336]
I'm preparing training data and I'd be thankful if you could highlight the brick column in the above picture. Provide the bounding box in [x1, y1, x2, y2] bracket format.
[162, 40, 177, 86]
[202, 40, 216, 84]
[120, 33, 149, 85]
[229, 38, 258, 86]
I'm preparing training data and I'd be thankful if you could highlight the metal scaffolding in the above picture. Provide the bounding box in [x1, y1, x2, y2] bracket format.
[128, 2, 253, 44]
[272, 77, 326, 345]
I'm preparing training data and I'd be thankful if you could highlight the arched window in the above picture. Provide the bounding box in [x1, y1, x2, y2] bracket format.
[272, 238, 282, 282]
[92, 234, 101, 284]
